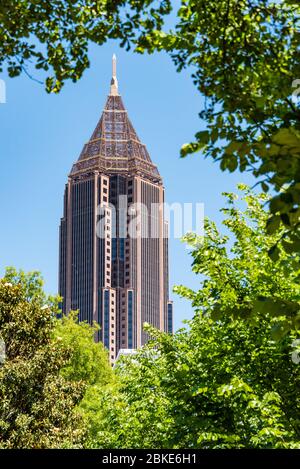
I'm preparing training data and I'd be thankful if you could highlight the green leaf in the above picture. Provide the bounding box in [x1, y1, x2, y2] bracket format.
[268, 245, 280, 261]
[180, 141, 206, 158]
[195, 130, 210, 144]
[266, 215, 280, 234]
[272, 128, 300, 149]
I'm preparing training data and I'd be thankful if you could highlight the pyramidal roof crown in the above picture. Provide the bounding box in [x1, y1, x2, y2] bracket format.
[70, 55, 161, 184]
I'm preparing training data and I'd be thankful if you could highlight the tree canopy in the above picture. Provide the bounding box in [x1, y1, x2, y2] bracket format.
[0, 269, 85, 448]
[1, 188, 300, 448]
[54, 310, 114, 386]
[0, 0, 171, 92]
[176, 184, 300, 334]
[85, 187, 300, 449]
[0, 268, 113, 448]
[2, 1, 300, 252]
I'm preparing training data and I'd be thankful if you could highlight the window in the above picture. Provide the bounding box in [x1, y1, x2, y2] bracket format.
[104, 290, 110, 349]
[103, 179, 108, 186]
[103, 187, 108, 194]
[120, 239, 125, 260]
[128, 290, 133, 347]
[168, 303, 173, 334]
[112, 239, 117, 260]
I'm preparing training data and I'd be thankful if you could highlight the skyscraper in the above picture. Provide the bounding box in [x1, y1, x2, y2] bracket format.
[59, 56, 173, 362]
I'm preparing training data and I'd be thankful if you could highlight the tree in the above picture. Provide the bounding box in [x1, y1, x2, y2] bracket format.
[0, 269, 85, 448]
[177, 184, 300, 333]
[0, 0, 171, 92]
[54, 311, 114, 386]
[88, 187, 300, 449]
[3, 1, 300, 252]
[140, 0, 300, 254]
[78, 378, 120, 448]
[54, 312, 116, 447]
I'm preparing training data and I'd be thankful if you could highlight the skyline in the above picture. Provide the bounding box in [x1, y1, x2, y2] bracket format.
[0, 43, 254, 330]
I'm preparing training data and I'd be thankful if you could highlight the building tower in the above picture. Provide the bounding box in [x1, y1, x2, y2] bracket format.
[59, 56, 173, 362]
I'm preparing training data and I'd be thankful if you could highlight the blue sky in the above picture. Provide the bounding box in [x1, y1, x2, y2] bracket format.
[0, 43, 254, 330]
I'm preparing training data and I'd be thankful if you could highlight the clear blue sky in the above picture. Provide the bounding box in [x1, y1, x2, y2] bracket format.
[0, 43, 254, 330]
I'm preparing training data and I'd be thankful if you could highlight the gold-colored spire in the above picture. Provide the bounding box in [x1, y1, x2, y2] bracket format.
[110, 54, 119, 96]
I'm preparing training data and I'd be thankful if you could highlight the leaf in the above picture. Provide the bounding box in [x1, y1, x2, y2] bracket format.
[280, 213, 291, 226]
[269, 196, 288, 214]
[225, 141, 242, 155]
[180, 141, 206, 157]
[268, 245, 280, 261]
[282, 239, 300, 254]
[261, 182, 269, 193]
[195, 130, 210, 144]
[272, 128, 300, 149]
[220, 155, 238, 172]
[271, 323, 288, 341]
[266, 215, 280, 234]
[253, 296, 300, 318]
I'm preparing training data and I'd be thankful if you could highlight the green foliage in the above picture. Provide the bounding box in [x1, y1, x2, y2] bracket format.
[87, 188, 300, 449]
[0, 269, 85, 448]
[54, 311, 113, 386]
[78, 379, 120, 448]
[176, 184, 300, 334]
[53, 312, 116, 448]
[136, 0, 300, 254]
[0, 0, 172, 92]
[2, 1, 300, 250]
[93, 319, 300, 448]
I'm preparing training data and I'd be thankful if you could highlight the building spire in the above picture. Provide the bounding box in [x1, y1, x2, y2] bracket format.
[110, 54, 119, 96]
